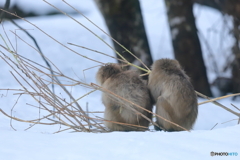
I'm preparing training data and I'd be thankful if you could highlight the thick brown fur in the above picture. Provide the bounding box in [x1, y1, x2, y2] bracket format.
[96, 63, 153, 131]
[148, 59, 198, 131]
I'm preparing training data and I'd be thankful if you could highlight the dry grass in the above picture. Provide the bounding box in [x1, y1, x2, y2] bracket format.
[0, 1, 239, 133]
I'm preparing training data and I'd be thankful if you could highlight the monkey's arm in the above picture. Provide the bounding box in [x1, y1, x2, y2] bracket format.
[155, 96, 177, 126]
[157, 96, 175, 115]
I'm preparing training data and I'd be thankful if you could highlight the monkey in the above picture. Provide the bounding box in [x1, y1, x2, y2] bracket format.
[96, 63, 153, 131]
[148, 58, 198, 131]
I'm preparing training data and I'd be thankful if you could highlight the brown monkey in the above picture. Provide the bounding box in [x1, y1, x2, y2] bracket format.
[148, 59, 198, 131]
[96, 63, 153, 131]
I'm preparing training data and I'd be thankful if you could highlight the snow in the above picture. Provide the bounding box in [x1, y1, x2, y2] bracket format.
[169, 17, 185, 27]
[171, 28, 179, 40]
[0, 0, 239, 159]
[194, 4, 234, 82]
[1, 126, 239, 160]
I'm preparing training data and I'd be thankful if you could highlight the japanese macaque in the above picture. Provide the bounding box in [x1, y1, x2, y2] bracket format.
[148, 59, 198, 131]
[96, 63, 153, 131]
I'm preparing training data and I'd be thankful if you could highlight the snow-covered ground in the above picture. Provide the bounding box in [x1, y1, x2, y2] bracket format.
[0, 0, 239, 159]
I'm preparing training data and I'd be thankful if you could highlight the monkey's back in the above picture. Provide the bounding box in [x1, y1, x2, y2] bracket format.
[102, 70, 152, 131]
[149, 59, 198, 131]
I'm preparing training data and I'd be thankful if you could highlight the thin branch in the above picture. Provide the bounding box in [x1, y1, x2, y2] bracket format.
[0, 0, 10, 23]
[10, 19, 56, 95]
[221, 119, 238, 124]
[196, 91, 240, 118]
[198, 93, 240, 105]
[68, 43, 124, 63]
[231, 103, 240, 111]
[210, 123, 218, 130]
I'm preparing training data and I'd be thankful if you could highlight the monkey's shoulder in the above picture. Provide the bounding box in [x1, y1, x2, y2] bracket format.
[102, 70, 149, 100]
[106, 70, 143, 84]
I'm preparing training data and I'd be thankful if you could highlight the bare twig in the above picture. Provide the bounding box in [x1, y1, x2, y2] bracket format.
[196, 91, 240, 118]
[10, 20, 56, 101]
[0, 0, 10, 23]
[231, 103, 240, 111]
[198, 93, 240, 105]
[221, 119, 238, 124]
[210, 123, 218, 130]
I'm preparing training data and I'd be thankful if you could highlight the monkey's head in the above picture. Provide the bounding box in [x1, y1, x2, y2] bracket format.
[151, 58, 183, 75]
[96, 63, 122, 85]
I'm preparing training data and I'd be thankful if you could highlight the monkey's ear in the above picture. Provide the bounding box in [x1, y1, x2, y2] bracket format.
[98, 64, 122, 82]
[107, 64, 122, 75]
